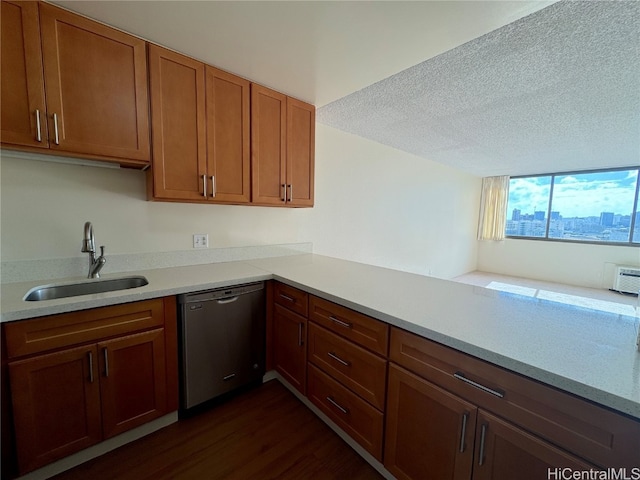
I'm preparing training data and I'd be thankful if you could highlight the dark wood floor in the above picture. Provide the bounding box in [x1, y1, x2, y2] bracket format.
[51, 380, 383, 480]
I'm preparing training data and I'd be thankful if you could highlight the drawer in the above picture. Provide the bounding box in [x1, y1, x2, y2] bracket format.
[309, 295, 388, 356]
[4, 299, 166, 359]
[274, 282, 308, 317]
[308, 322, 387, 410]
[307, 363, 384, 461]
[390, 327, 640, 469]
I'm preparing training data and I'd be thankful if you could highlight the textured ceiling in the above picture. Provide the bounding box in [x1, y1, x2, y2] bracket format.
[317, 1, 640, 177]
[52, 1, 550, 107]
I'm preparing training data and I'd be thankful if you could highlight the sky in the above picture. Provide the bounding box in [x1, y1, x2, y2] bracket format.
[507, 169, 639, 219]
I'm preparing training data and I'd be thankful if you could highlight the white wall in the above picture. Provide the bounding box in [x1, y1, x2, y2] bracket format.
[0, 152, 311, 261]
[477, 239, 640, 289]
[0, 125, 481, 281]
[303, 125, 481, 279]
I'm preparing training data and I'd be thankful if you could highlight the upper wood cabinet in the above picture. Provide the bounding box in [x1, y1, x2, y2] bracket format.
[1, 1, 48, 149]
[148, 45, 251, 204]
[1, 2, 151, 166]
[148, 45, 207, 201]
[287, 97, 315, 207]
[206, 66, 251, 203]
[251, 84, 315, 207]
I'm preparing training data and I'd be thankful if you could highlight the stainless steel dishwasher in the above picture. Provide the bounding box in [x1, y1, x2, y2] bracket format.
[178, 282, 265, 411]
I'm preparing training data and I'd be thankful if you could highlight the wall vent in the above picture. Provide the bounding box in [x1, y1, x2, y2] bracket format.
[612, 266, 640, 294]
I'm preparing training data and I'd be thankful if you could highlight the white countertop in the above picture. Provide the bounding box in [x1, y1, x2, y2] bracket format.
[2, 253, 639, 420]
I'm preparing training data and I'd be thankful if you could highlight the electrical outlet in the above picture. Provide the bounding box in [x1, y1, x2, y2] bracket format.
[193, 234, 208, 248]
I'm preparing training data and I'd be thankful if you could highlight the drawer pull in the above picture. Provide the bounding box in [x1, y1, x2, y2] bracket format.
[88, 351, 94, 383]
[53, 113, 60, 145]
[453, 372, 504, 398]
[478, 423, 488, 466]
[298, 323, 304, 347]
[327, 351, 350, 367]
[279, 293, 295, 303]
[326, 396, 349, 415]
[35, 109, 42, 142]
[103, 348, 109, 377]
[459, 412, 469, 453]
[329, 315, 352, 329]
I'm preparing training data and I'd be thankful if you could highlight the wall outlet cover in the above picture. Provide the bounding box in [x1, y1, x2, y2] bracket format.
[193, 234, 208, 248]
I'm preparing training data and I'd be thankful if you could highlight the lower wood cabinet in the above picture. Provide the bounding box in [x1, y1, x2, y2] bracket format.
[3, 298, 178, 475]
[273, 303, 307, 395]
[267, 284, 640, 478]
[385, 363, 476, 480]
[8, 344, 102, 472]
[384, 364, 593, 480]
[472, 410, 593, 480]
[98, 329, 167, 439]
[307, 363, 384, 460]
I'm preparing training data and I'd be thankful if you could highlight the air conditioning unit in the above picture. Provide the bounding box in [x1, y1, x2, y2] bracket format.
[612, 266, 640, 294]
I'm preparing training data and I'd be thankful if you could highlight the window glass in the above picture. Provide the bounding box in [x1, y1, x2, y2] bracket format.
[505, 168, 640, 245]
[505, 176, 551, 238]
[633, 186, 640, 243]
[549, 170, 637, 243]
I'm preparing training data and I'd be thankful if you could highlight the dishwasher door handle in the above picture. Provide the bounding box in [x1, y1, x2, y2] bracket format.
[217, 296, 239, 305]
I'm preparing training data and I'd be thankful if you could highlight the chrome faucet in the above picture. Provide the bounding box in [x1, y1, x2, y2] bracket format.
[81, 221, 106, 278]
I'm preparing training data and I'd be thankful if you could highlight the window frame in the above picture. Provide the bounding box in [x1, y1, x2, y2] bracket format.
[505, 166, 640, 247]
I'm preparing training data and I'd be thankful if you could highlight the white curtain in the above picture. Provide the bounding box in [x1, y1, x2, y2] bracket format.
[477, 176, 510, 241]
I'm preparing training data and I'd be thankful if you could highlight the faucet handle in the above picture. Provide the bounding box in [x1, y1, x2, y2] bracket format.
[100, 246, 105, 257]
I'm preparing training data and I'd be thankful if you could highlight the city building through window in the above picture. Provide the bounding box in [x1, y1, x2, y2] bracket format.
[506, 168, 640, 245]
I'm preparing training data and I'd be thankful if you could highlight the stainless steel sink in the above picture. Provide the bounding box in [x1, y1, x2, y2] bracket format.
[24, 276, 149, 301]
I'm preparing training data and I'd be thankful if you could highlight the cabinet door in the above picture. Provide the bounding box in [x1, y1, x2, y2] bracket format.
[385, 364, 477, 480]
[98, 329, 167, 439]
[39, 3, 150, 162]
[1, 0, 48, 148]
[149, 44, 207, 201]
[472, 410, 594, 480]
[206, 66, 251, 203]
[251, 83, 287, 205]
[286, 97, 315, 207]
[273, 304, 307, 394]
[9, 345, 101, 474]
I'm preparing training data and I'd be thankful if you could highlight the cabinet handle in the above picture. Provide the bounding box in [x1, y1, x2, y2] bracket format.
[298, 323, 304, 346]
[282, 184, 287, 203]
[329, 316, 352, 329]
[327, 351, 350, 367]
[453, 372, 504, 398]
[88, 351, 94, 383]
[202, 175, 207, 198]
[478, 423, 488, 466]
[53, 113, 60, 145]
[326, 396, 349, 415]
[35, 109, 42, 142]
[223, 373, 236, 381]
[210, 175, 216, 198]
[103, 348, 109, 377]
[279, 293, 295, 303]
[288, 184, 293, 202]
[459, 412, 469, 453]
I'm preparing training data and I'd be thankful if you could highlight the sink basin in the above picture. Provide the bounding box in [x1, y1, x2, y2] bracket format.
[24, 276, 149, 301]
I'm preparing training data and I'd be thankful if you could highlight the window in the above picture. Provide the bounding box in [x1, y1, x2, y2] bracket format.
[506, 168, 640, 245]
